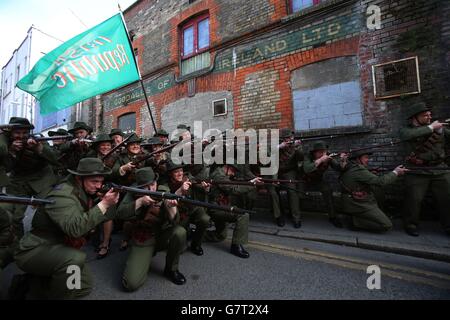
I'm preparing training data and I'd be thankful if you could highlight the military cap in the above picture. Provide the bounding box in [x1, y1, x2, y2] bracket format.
[177, 124, 191, 131]
[109, 128, 124, 138]
[7, 117, 34, 130]
[48, 128, 69, 136]
[92, 133, 113, 147]
[125, 133, 142, 144]
[141, 137, 163, 147]
[156, 129, 169, 137]
[166, 160, 185, 172]
[349, 150, 373, 160]
[407, 102, 432, 119]
[279, 128, 294, 139]
[310, 141, 329, 153]
[135, 167, 159, 188]
[68, 121, 92, 134]
[67, 158, 112, 176]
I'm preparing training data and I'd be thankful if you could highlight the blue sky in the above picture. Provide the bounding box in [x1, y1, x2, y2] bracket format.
[0, 0, 137, 68]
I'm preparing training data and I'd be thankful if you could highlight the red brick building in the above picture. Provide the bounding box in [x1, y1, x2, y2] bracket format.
[86, 0, 449, 179]
[75, 0, 449, 211]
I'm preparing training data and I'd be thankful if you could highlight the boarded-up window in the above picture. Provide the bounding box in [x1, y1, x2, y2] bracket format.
[292, 56, 362, 130]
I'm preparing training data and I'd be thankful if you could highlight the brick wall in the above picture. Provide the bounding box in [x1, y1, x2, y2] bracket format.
[94, 0, 450, 214]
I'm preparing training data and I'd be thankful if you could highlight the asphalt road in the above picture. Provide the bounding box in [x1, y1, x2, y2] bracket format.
[2, 228, 449, 300]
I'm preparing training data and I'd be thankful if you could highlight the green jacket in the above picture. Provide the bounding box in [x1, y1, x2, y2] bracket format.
[301, 155, 343, 182]
[16, 175, 114, 252]
[339, 163, 397, 213]
[8, 141, 59, 194]
[399, 124, 450, 174]
[116, 186, 173, 246]
[0, 134, 11, 187]
[209, 166, 254, 203]
[279, 144, 303, 174]
[0, 206, 15, 247]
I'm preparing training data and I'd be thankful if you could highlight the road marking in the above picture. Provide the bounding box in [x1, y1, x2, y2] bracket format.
[247, 240, 450, 290]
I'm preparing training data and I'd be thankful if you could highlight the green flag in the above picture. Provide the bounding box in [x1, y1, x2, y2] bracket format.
[17, 14, 140, 115]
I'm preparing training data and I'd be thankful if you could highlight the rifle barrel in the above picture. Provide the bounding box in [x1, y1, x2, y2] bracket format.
[132, 141, 181, 165]
[0, 195, 55, 205]
[109, 183, 255, 215]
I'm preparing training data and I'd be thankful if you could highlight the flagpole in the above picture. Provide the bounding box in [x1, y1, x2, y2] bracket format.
[118, 5, 157, 136]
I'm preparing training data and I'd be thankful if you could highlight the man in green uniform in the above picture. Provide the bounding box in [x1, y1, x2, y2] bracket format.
[339, 150, 408, 232]
[109, 128, 124, 146]
[300, 141, 346, 228]
[47, 128, 70, 178]
[206, 163, 255, 258]
[155, 129, 170, 145]
[4, 118, 59, 237]
[59, 122, 93, 171]
[160, 161, 210, 256]
[11, 158, 119, 299]
[277, 128, 304, 228]
[114, 133, 150, 186]
[399, 102, 450, 236]
[117, 167, 187, 290]
[0, 206, 17, 286]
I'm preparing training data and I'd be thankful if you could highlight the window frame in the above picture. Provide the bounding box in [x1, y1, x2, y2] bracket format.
[290, 0, 321, 14]
[212, 98, 228, 117]
[118, 112, 137, 134]
[180, 13, 210, 60]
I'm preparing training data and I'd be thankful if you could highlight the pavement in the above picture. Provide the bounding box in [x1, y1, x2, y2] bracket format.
[248, 210, 450, 263]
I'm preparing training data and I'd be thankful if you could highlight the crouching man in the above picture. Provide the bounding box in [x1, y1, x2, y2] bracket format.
[117, 167, 187, 291]
[11, 158, 119, 299]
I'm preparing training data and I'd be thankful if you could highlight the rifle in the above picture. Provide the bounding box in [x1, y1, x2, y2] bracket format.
[106, 183, 256, 215]
[0, 194, 55, 206]
[294, 130, 372, 142]
[101, 134, 132, 161]
[328, 140, 404, 157]
[131, 141, 181, 165]
[189, 178, 307, 195]
[31, 135, 73, 142]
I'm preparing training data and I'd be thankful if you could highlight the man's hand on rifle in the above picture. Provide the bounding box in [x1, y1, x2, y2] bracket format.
[120, 162, 136, 175]
[393, 165, 409, 176]
[136, 195, 156, 209]
[178, 180, 192, 195]
[98, 188, 120, 214]
[429, 120, 445, 131]
[200, 181, 211, 191]
[315, 154, 332, 167]
[27, 137, 43, 153]
[250, 177, 264, 186]
[10, 139, 24, 152]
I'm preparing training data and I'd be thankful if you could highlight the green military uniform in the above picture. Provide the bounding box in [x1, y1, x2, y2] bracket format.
[205, 164, 252, 257]
[4, 118, 59, 240]
[117, 168, 187, 290]
[141, 137, 171, 178]
[0, 207, 17, 282]
[399, 103, 450, 235]
[277, 129, 304, 227]
[114, 134, 151, 186]
[339, 151, 397, 232]
[299, 141, 344, 225]
[48, 128, 70, 178]
[13, 158, 116, 299]
[58, 122, 93, 171]
[160, 161, 210, 255]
